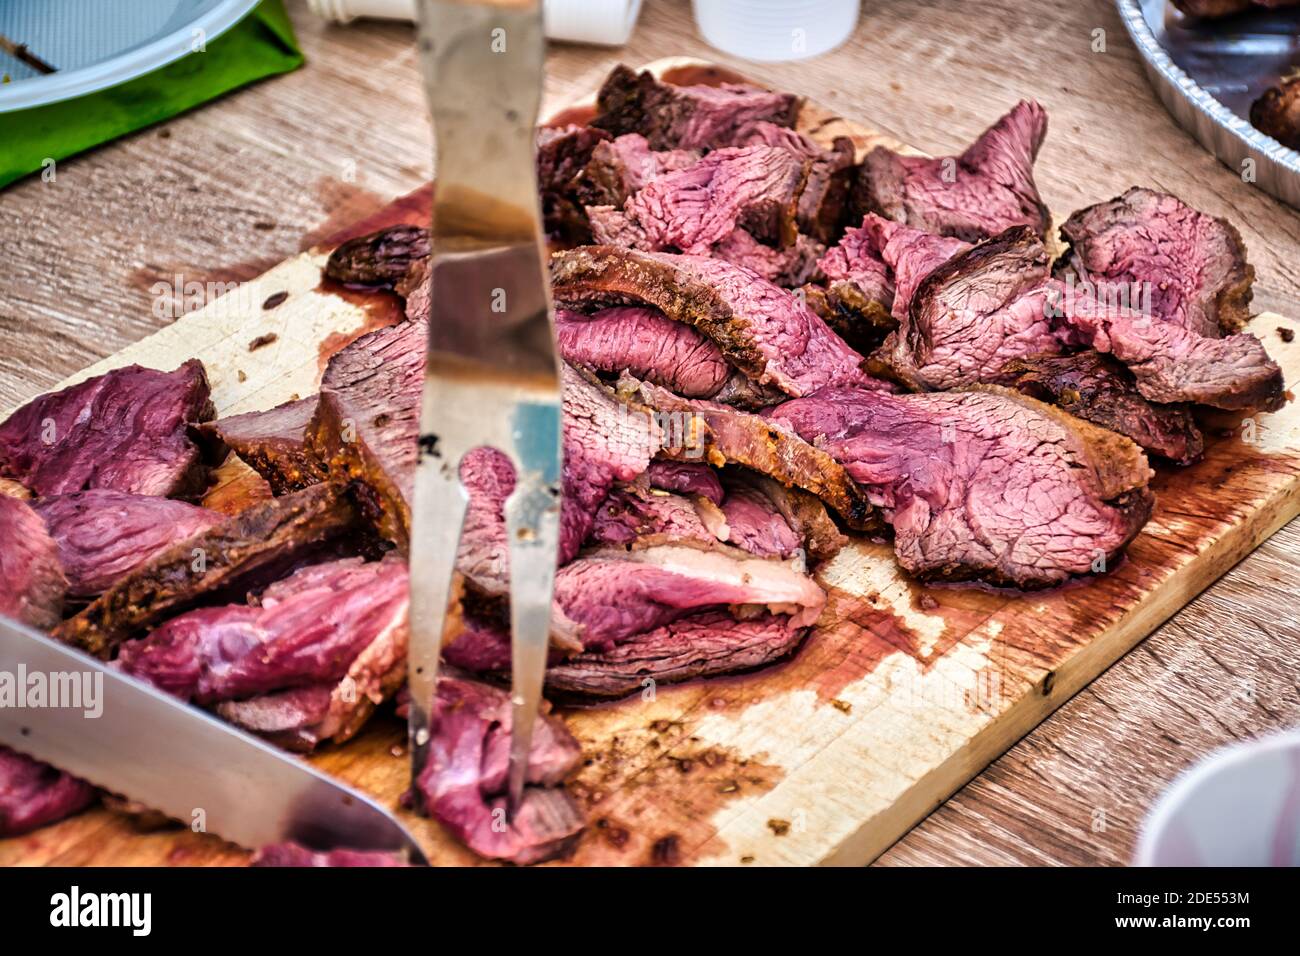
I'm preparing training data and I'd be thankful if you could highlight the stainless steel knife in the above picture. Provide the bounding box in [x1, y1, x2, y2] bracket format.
[0, 615, 428, 863]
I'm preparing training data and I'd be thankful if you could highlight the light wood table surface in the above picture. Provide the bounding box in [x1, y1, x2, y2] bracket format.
[1, 0, 1297, 866]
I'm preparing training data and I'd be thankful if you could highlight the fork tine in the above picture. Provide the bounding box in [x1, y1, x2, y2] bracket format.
[406, 445, 470, 800]
[504, 401, 563, 815]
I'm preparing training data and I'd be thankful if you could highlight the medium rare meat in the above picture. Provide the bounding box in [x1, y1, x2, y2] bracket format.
[732, 121, 856, 242]
[576, 132, 701, 208]
[34, 490, 222, 599]
[880, 226, 1067, 390]
[324, 225, 430, 289]
[815, 217, 895, 328]
[556, 306, 732, 397]
[646, 460, 724, 504]
[592, 64, 800, 150]
[0, 360, 214, 499]
[551, 246, 883, 396]
[770, 387, 1154, 588]
[587, 145, 807, 253]
[308, 318, 425, 548]
[589, 484, 721, 551]
[252, 843, 413, 867]
[1005, 351, 1205, 465]
[537, 124, 612, 241]
[709, 228, 825, 287]
[722, 470, 848, 563]
[1058, 188, 1254, 337]
[0, 495, 67, 630]
[545, 611, 806, 700]
[117, 557, 407, 749]
[0, 746, 96, 837]
[201, 397, 322, 494]
[866, 215, 973, 322]
[618, 374, 878, 531]
[1055, 188, 1283, 411]
[413, 677, 583, 865]
[56, 482, 360, 659]
[853, 100, 1049, 242]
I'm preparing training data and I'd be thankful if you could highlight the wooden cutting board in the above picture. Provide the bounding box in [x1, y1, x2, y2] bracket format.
[3, 58, 1299, 868]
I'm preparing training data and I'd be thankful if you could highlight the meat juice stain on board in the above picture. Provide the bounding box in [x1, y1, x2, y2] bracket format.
[313, 276, 406, 371]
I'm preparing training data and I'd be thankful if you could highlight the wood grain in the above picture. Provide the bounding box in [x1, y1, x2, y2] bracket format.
[1, 0, 1299, 867]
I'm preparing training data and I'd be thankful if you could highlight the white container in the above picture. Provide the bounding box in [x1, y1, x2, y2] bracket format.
[1136, 730, 1300, 866]
[691, 0, 859, 62]
[307, 0, 644, 47]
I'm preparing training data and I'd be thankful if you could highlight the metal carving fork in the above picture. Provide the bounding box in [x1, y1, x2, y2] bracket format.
[407, 0, 561, 815]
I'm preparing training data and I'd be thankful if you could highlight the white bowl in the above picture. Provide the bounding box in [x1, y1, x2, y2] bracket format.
[1136, 730, 1300, 866]
[0, 0, 260, 113]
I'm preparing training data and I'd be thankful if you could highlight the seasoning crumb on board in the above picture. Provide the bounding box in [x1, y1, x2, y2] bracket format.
[767, 819, 791, 836]
[1279, 327, 1295, 343]
[248, 333, 278, 351]
[263, 291, 289, 310]
[831, 698, 852, 715]
[236, 369, 247, 383]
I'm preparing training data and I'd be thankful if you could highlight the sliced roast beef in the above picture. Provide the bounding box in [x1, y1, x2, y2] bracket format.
[556, 306, 731, 397]
[588, 484, 721, 551]
[551, 246, 883, 396]
[731, 121, 856, 242]
[853, 100, 1049, 242]
[0, 496, 65, 632]
[866, 215, 973, 322]
[0, 495, 66, 630]
[646, 459, 724, 504]
[881, 226, 1067, 390]
[815, 217, 895, 323]
[56, 482, 360, 659]
[591, 64, 800, 150]
[545, 611, 807, 699]
[537, 124, 612, 241]
[1252, 74, 1300, 151]
[200, 397, 322, 494]
[770, 386, 1154, 588]
[414, 676, 583, 865]
[1058, 188, 1254, 337]
[0, 746, 96, 837]
[587, 145, 807, 253]
[308, 318, 425, 548]
[618, 374, 878, 531]
[710, 228, 825, 287]
[1005, 351, 1205, 465]
[721, 469, 848, 563]
[34, 490, 223, 599]
[575, 132, 701, 208]
[0, 360, 214, 499]
[117, 557, 407, 749]
[251, 843, 413, 867]
[324, 225, 430, 289]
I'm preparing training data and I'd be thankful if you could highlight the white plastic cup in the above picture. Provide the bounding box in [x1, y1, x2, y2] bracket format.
[691, 0, 860, 62]
[307, 0, 644, 46]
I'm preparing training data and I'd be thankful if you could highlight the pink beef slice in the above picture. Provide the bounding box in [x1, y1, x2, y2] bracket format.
[556, 306, 732, 398]
[251, 843, 413, 867]
[646, 460, 724, 504]
[709, 228, 825, 287]
[879, 226, 1068, 391]
[864, 214, 973, 322]
[1058, 188, 1255, 337]
[117, 557, 408, 750]
[1054, 188, 1283, 412]
[0, 360, 214, 498]
[0, 745, 96, 837]
[575, 132, 701, 208]
[550, 246, 883, 396]
[0, 495, 67, 630]
[414, 676, 583, 865]
[591, 64, 801, 151]
[769, 386, 1155, 589]
[34, 490, 221, 599]
[544, 610, 807, 699]
[854, 100, 1049, 242]
[730, 121, 856, 243]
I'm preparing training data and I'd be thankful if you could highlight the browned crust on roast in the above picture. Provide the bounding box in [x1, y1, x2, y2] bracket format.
[198, 400, 324, 495]
[55, 483, 359, 659]
[803, 281, 898, 356]
[550, 246, 771, 384]
[305, 391, 410, 552]
[615, 375, 879, 532]
[1252, 76, 1300, 151]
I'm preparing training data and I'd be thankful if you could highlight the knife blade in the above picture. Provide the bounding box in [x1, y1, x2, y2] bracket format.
[0, 616, 427, 863]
